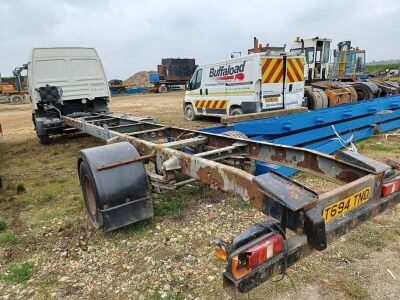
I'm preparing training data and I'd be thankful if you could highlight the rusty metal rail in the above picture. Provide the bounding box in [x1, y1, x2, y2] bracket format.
[63, 112, 399, 296]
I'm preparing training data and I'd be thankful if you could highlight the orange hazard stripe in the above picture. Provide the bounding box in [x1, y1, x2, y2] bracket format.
[262, 58, 284, 83]
[194, 100, 227, 109]
[286, 58, 304, 82]
[262, 58, 272, 76]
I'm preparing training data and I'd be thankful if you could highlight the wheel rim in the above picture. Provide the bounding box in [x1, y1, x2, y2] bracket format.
[231, 110, 241, 116]
[185, 106, 193, 119]
[11, 96, 22, 104]
[83, 175, 96, 216]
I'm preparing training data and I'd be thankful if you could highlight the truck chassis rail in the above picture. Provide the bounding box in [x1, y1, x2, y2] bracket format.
[62, 112, 399, 295]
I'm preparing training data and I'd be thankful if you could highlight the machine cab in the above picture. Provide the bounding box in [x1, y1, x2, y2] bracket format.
[290, 37, 332, 82]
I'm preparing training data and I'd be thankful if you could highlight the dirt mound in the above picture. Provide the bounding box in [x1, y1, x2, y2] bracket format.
[123, 71, 155, 88]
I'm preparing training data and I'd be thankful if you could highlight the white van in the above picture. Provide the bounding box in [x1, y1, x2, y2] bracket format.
[183, 52, 305, 120]
[27, 47, 110, 143]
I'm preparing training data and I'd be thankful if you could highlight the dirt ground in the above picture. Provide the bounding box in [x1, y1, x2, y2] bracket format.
[0, 92, 399, 299]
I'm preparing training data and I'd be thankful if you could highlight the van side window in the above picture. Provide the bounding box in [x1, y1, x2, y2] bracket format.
[192, 69, 203, 90]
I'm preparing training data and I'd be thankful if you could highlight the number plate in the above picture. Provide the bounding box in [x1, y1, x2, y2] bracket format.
[264, 97, 279, 103]
[322, 187, 371, 222]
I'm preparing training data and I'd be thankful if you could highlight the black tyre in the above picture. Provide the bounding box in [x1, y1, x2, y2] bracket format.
[352, 83, 373, 101]
[39, 134, 50, 145]
[230, 107, 243, 116]
[184, 103, 197, 121]
[222, 131, 255, 174]
[304, 89, 323, 110]
[158, 84, 167, 93]
[10, 94, 23, 105]
[79, 160, 104, 229]
[78, 142, 151, 231]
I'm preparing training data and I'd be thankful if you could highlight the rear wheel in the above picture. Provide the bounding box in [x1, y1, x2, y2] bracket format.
[184, 103, 197, 121]
[77, 142, 152, 231]
[230, 107, 243, 116]
[79, 161, 104, 228]
[222, 131, 255, 174]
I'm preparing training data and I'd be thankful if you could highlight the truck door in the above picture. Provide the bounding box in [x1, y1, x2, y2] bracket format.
[261, 56, 285, 110]
[285, 55, 305, 108]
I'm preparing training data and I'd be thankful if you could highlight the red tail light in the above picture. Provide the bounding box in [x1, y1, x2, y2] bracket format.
[230, 234, 284, 279]
[382, 175, 400, 197]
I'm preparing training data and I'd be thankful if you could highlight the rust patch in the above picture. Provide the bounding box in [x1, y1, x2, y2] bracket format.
[297, 152, 323, 174]
[271, 148, 287, 162]
[335, 170, 360, 183]
[196, 166, 224, 190]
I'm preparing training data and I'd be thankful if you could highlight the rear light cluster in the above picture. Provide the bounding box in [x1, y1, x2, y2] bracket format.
[382, 175, 400, 197]
[230, 234, 284, 280]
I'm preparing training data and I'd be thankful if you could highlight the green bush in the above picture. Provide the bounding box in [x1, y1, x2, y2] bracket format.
[16, 182, 25, 193]
[2, 262, 33, 283]
[0, 219, 8, 231]
[0, 231, 17, 244]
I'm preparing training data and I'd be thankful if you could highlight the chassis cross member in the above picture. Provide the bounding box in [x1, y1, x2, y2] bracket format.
[63, 113, 400, 296]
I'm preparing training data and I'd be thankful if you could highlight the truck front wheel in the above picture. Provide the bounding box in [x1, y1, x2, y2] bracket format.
[184, 103, 197, 121]
[39, 134, 50, 145]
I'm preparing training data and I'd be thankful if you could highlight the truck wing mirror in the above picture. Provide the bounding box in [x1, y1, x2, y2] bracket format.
[186, 82, 192, 91]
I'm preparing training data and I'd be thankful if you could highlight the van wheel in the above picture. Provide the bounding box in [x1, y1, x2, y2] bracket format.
[184, 104, 197, 121]
[230, 107, 243, 116]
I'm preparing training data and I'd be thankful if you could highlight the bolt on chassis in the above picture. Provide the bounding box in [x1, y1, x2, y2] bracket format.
[63, 112, 400, 296]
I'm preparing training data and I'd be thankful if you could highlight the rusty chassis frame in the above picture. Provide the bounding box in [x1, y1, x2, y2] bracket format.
[63, 113, 398, 295]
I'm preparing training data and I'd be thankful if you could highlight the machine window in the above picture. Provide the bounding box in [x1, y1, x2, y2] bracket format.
[305, 48, 314, 64]
[355, 52, 365, 72]
[323, 42, 330, 63]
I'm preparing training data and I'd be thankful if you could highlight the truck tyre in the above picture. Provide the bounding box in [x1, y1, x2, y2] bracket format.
[304, 89, 324, 110]
[79, 160, 104, 229]
[352, 83, 373, 101]
[222, 131, 248, 139]
[222, 131, 255, 174]
[184, 103, 197, 121]
[10, 94, 23, 105]
[39, 134, 50, 145]
[78, 142, 152, 231]
[230, 107, 243, 116]
[158, 84, 167, 93]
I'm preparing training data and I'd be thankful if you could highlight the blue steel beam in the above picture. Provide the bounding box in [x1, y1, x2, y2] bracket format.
[201, 95, 400, 136]
[200, 95, 400, 177]
[255, 118, 400, 176]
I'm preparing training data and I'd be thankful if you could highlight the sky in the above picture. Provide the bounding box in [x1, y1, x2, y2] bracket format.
[0, 0, 399, 79]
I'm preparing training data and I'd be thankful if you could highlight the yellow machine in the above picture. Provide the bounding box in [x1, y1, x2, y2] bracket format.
[0, 67, 27, 104]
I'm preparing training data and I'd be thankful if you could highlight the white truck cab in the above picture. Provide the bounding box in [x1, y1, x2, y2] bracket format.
[27, 47, 110, 144]
[183, 52, 305, 120]
[290, 37, 332, 82]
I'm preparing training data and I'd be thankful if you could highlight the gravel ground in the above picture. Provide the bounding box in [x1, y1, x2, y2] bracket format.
[0, 92, 399, 299]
